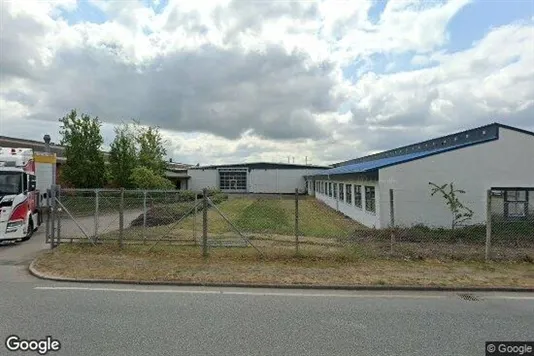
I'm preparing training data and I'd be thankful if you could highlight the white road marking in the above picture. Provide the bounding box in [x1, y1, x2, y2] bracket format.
[484, 296, 534, 300]
[34, 286, 456, 299]
[33, 286, 534, 300]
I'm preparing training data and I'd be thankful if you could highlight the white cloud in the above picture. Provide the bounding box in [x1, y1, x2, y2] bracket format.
[0, 0, 532, 166]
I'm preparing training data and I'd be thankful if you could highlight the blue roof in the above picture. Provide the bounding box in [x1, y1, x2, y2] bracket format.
[314, 138, 494, 176]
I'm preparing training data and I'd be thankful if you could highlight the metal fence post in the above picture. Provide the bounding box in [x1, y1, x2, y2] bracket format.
[485, 189, 492, 262]
[295, 188, 299, 254]
[50, 185, 56, 249]
[119, 188, 124, 248]
[143, 191, 147, 244]
[56, 185, 61, 246]
[389, 189, 395, 255]
[202, 188, 208, 257]
[45, 189, 51, 244]
[194, 193, 198, 244]
[94, 189, 99, 241]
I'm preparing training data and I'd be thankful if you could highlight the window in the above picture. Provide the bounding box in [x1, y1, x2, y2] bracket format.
[365, 186, 375, 213]
[339, 183, 344, 201]
[505, 190, 528, 219]
[333, 182, 337, 199]
[354, 185, 362, 208]
[346, 184, 352, 204]
[0, 172, 23, 195]
[328, 182, 332, 197]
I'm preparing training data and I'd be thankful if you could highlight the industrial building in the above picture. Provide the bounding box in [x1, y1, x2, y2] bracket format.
[305, 123, 534, 229]
[0, 135, 192, 189]
[188, 162, 329, 194]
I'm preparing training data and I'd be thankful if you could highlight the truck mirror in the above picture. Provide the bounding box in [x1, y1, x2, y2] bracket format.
[29, 176, 37, 191]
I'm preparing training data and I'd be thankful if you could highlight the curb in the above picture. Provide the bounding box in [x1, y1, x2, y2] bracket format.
[28, 259, 534, 293]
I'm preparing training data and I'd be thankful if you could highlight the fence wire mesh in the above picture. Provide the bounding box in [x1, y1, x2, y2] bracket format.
[49, 186, 533, 262]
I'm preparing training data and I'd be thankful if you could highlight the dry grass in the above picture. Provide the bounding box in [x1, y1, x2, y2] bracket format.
[33, 243, 534, 288]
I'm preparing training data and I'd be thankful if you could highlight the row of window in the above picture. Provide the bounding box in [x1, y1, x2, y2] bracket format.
[314, 181, 375, 213]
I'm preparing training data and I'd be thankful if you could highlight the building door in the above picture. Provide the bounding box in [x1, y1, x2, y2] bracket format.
[218, 168, 248, 192]
[230, 178, 237, 190]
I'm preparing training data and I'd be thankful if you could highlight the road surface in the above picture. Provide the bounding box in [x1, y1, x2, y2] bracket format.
[1, 282, 533, 356]
[0, 216, 533, 356]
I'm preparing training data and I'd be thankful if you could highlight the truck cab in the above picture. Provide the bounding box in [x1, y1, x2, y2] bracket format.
[0, 148, 56, 242]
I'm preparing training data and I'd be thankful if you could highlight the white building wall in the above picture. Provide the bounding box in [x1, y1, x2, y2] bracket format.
[249, 169, 324, 193]
[314, 179, 380, 228]
[379, 128, 534, 228]
[188, 167, 325, 194]
[187, 169, 218, 191]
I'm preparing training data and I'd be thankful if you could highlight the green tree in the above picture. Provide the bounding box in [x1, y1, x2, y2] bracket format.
[429, 182, 474, 229]
[109, 123, 137, 188]
[130, 166, 174, 190]
[59, 109, 106, 188]
[135, 123, 167, 176]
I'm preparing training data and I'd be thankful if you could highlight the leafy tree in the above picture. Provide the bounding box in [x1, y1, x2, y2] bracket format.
[134, 122, 167, 176]
[59, 109, 106, 188]
[109, 123, 137, 188]
[130, 166, 174, 190]
[429, 182, 474, 229]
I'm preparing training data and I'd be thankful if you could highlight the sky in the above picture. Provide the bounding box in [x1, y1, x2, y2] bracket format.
[1, 0, 533, 166]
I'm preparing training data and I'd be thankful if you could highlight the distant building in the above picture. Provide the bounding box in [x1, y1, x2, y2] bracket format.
[188, 162, 330, 194]
[305, 123, 534, 229]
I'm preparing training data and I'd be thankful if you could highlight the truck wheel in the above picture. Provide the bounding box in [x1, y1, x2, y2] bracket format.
[21, 219, 34, 242]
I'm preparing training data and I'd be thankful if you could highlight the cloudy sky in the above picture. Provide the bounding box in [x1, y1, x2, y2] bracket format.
[1, 0, 533, 166]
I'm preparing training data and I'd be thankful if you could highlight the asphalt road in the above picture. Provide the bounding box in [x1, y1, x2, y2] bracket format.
[1, 283, 533, 356]
[0, 220, 533, 356]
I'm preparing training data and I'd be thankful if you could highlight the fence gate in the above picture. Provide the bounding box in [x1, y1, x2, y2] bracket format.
[46, 185, 96, 248]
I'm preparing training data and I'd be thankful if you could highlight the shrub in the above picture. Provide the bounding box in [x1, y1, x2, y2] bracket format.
[130, 167, 174, 190]
[129, 191, 229, 228]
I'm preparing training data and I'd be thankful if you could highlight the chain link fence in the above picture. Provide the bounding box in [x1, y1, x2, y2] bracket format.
[46, 186, 533, 262]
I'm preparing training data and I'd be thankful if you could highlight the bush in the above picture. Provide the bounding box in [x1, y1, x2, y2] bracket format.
[130, 167, 174, 190]
[210, 193, 228, 205]
[130, 203, 196, 227]
[129, 191, 229, 228]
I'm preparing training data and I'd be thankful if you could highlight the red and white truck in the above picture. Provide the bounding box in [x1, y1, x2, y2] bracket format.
[0, 147, 56, 242]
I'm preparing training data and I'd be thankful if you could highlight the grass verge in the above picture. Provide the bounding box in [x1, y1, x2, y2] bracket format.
[32, 244, 534, 288]
[150, 196, 364, 238]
